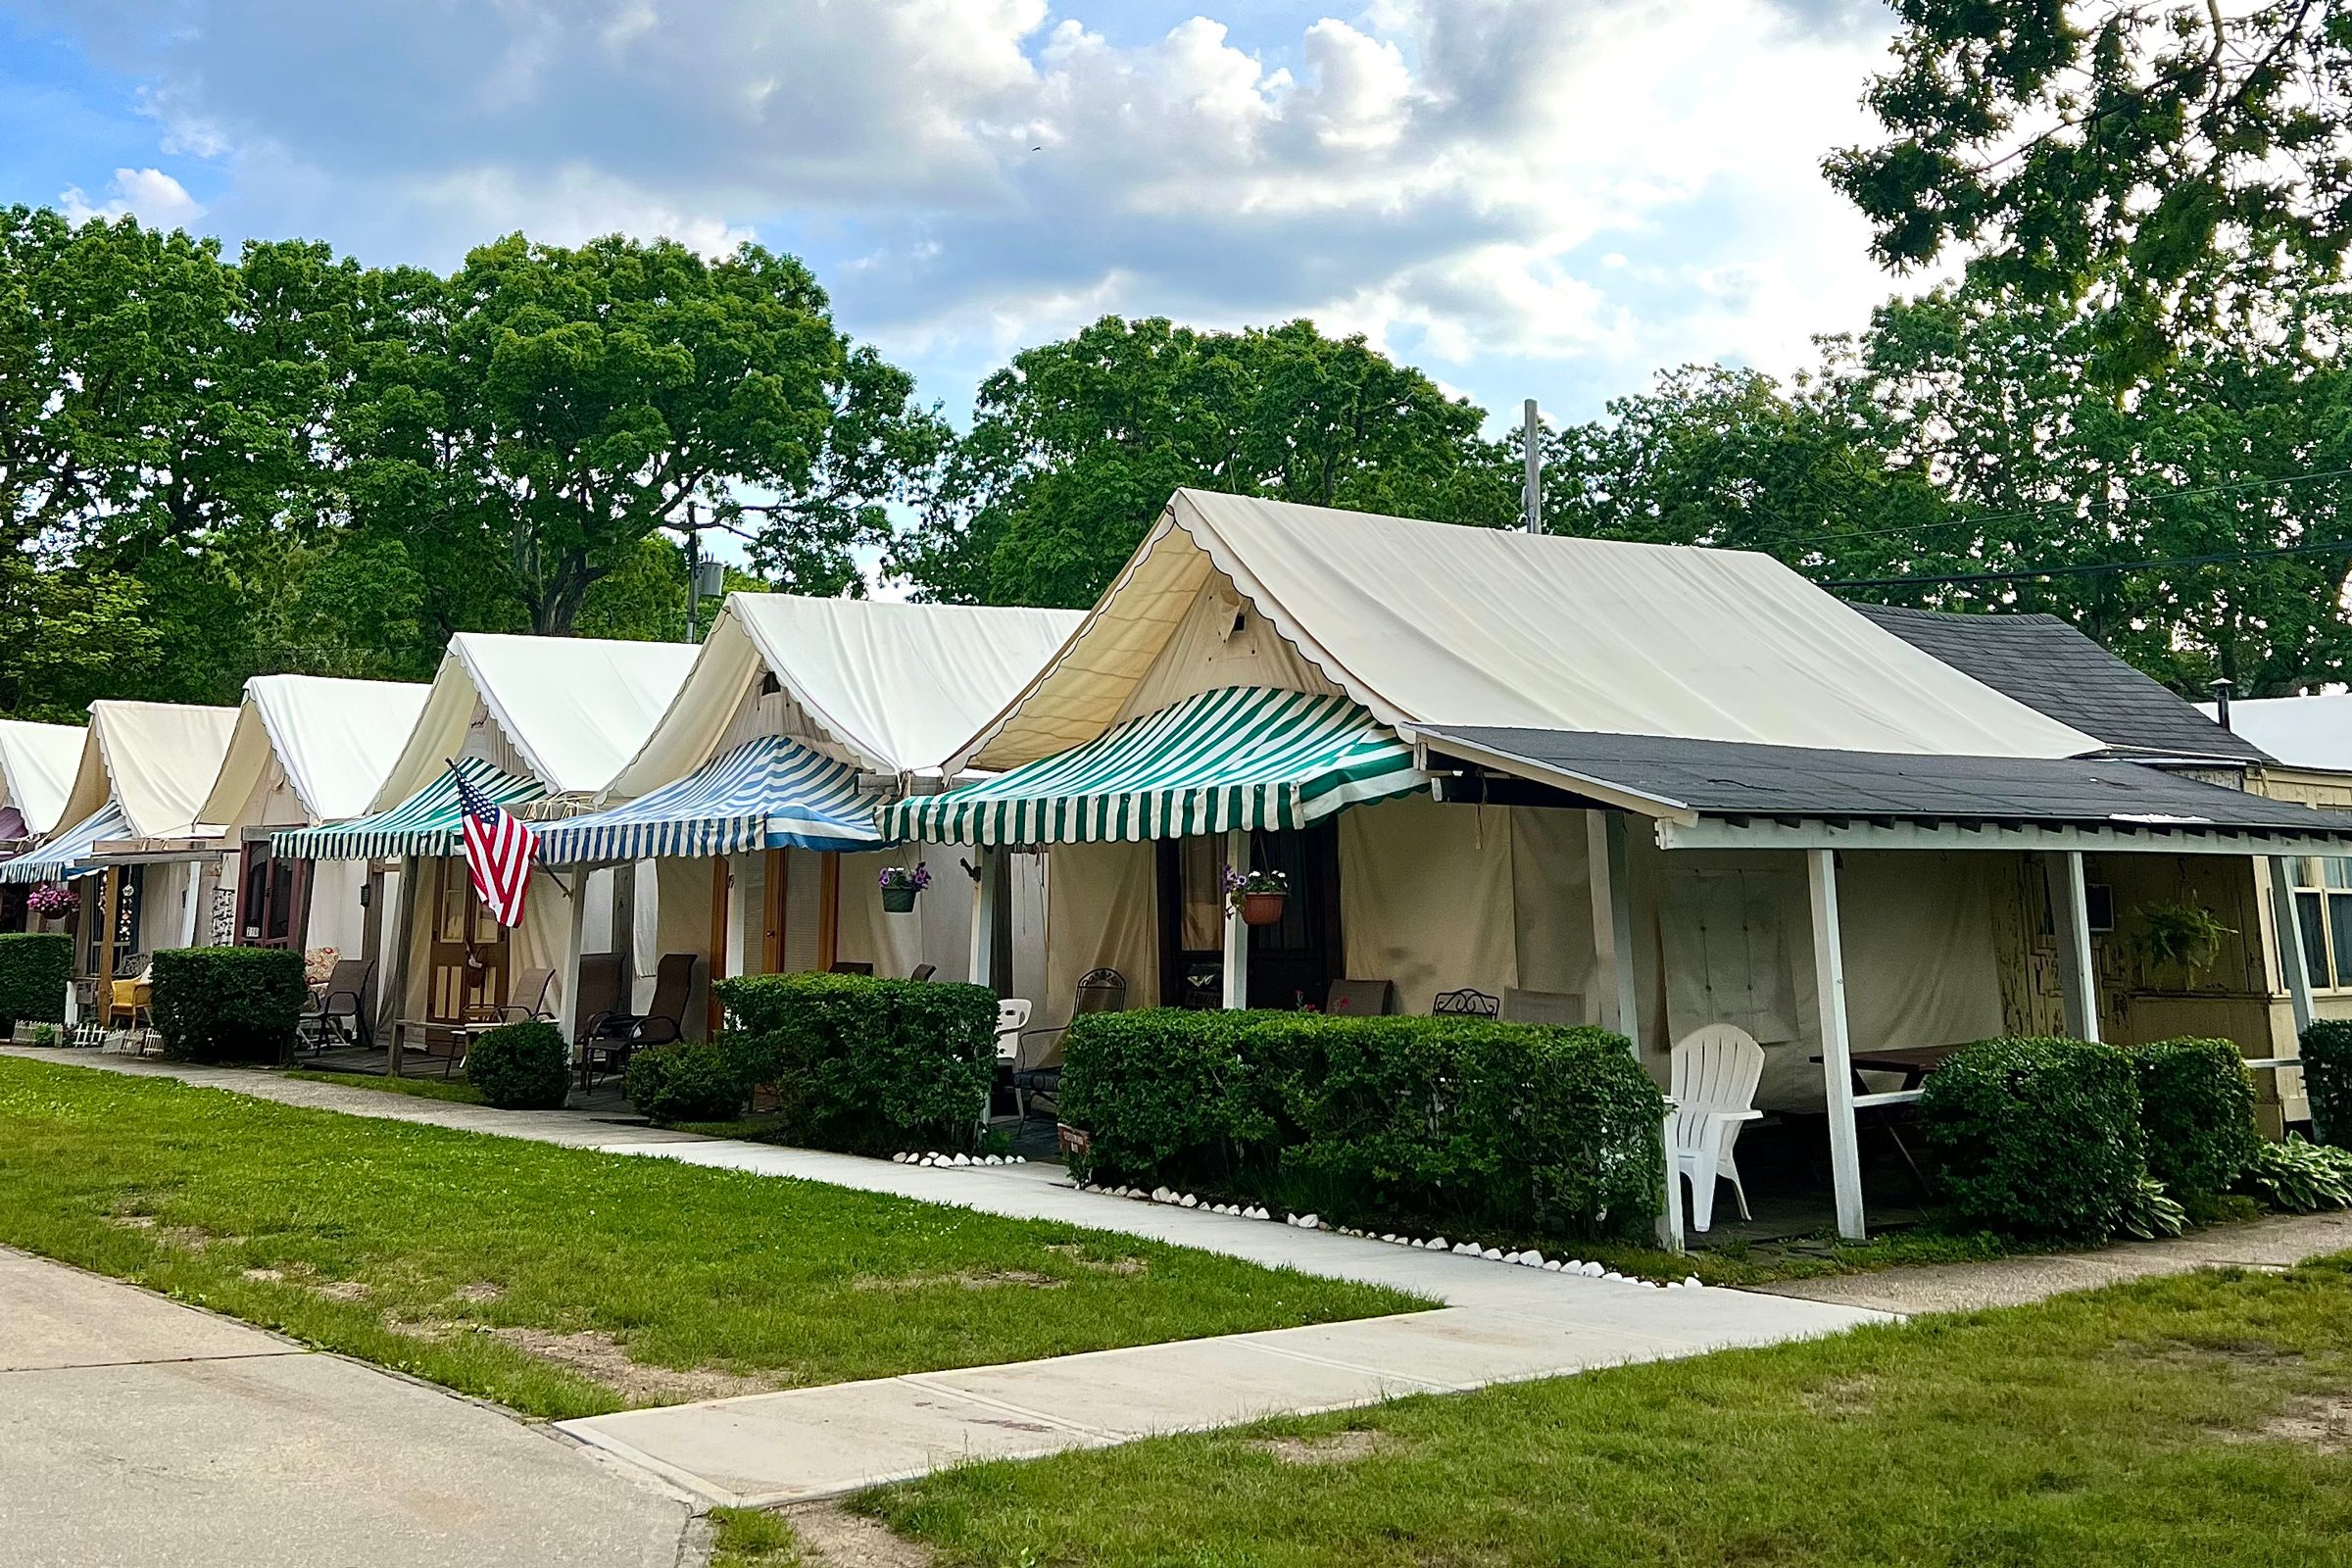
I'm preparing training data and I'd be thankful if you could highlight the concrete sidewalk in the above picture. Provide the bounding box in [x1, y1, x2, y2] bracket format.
[0, 1249, 693, 1568]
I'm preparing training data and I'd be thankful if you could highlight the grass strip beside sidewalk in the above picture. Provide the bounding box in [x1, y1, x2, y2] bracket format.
[865, 1253, 2352, 1568]
[0, 1055, 1420, 1421]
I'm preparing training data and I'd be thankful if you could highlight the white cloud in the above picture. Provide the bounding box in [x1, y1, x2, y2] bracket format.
[58, 166, 205, 228]
[24, 0, 1909, 417]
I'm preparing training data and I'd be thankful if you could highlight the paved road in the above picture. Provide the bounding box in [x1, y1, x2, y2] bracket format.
[0, 1250, 694, 1568]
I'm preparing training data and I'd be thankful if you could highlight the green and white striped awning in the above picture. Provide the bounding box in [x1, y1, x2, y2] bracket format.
[884, 686, 1428, 846]
[270, 758, 545, 860]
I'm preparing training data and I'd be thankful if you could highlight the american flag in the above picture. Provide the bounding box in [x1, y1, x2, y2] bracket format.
[454, 764, 535, 927]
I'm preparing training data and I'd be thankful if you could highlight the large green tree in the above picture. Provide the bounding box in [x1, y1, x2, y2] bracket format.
[1830, 1, 2352, 378]
[893, 316, 1518, 607]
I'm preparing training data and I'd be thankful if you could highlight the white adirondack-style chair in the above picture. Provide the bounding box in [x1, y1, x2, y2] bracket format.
[994, 999, 1035, 1116]
[1670, 1023, 1766, 1233]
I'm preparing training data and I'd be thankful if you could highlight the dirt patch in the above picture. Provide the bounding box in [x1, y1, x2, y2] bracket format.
[855, 1269, 1066, 1292]
[2239, 1394, 2352, 1455]
[1042, 1243, 1147, 1276]
[486, 1325, 784, 1404]
[1248, 1429, 1394, 1465]
[311, 1279, 372, 1302]
[784, 1502, 937, 1568]
[1801, 1376, 1879, 1418]
[2130, 1340, 2307, 1372]
[241, 1267, 285, 1283]
[106, 1214, 216, 1250]
[450, 1281, 506, 1304]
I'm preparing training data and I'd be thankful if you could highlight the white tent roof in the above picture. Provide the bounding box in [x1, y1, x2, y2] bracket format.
[2197, 695, 2352, 773]
[610, 595, 1085, 794]
[56, 700, 239, 841]
[373, 633, 700, 808]
[0, 718, 87, 837]
[956, 489, 2101, 771]
[202, 675, 433, 826]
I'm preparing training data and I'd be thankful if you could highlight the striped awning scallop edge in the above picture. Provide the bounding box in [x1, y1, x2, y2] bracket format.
[534, 734, 884, 864]
[0, 800, 130, 883]
[884, 685, 1428, 846]
[270, 757, 544, 860]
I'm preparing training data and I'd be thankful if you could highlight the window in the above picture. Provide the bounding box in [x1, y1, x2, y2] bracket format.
[2290, 858, 2352, 989]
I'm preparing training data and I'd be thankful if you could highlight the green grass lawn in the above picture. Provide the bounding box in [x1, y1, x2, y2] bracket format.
[282, 1068, 485, 1103]
[865, 1254, 2352, 1567]
[0, 1056, 1419, 1420]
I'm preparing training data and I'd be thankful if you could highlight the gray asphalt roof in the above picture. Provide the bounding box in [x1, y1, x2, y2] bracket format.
[1848, 602, 2269, 763]
[1419, 725, 2352, 837]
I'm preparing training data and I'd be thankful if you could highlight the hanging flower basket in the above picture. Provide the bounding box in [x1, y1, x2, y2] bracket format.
[1223, 866, 1290, 926]
[880, 864, 931, 914]
[25, 884, 74, 932]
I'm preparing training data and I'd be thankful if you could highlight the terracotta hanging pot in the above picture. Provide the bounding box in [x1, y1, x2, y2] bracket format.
[1241, 891, 1287, 927]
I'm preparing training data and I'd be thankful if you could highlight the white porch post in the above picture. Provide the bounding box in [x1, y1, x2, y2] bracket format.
[1587, 810, 1642, 1055]
[1806, 847, 1866, 1242]
[2047, 850, 2100, 1043]
[967, 846, 999, 993]
[386, 856, 416, 1077]
[1221, 827, 1250, 1010]
[557, 869, 588, 1047]
[2270, 855, 2317, 1038]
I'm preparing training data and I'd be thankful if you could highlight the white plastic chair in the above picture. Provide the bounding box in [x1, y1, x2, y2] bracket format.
[994, 999, 1034, 1117]
[1670, 1023, 1766, 1234]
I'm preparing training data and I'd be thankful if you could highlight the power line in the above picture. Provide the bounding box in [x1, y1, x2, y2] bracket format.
[1824, 535, 2352, 590]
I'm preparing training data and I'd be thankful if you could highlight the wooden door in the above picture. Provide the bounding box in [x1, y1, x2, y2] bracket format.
[237, 837, 312, 949]
[424, 858, 507, 1022]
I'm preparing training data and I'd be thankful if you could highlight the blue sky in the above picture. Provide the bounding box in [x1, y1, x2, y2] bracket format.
[1, 1, 1911, 430]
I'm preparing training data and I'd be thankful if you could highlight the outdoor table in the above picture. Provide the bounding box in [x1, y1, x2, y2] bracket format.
[1807, 1042, 1966, 1196]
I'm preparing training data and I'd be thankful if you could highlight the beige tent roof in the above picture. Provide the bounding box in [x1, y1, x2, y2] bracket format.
[609, 594, 1085, 794]
[372, 633, 700, 808]
[0, 718, 87, 837]
[956, 490, 2100, 771]
[202, 675, 433, 827]
[56, 700, 240, 841]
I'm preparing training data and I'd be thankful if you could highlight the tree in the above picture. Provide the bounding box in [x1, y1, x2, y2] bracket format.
[893, 316, 1518, 606]
[337, 234, 946, 636]
[1829, 2, 2352, 378]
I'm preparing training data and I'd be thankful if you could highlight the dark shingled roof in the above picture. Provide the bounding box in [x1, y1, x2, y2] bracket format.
[1420, 726, 2352, 838]
[1847, 602, 2269, 763]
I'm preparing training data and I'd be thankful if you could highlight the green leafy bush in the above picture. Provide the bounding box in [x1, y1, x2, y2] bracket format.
[715, 973, 997, 1153]
[2299, 1018, 2352, 1148]
[1916, 1037, 2146, 1243]
[2128, 1037, 2258, 1200]
[2236, 1135, 2352, 1212]
[0, 933, 71, 1031]
[464, 1019, 570, 1109]
[1058, 1009, 1666, 1242]
[150, 947, 306, 1064]
[625, 1038, 755, 1123]
[2117, 1174, 2189, 1240]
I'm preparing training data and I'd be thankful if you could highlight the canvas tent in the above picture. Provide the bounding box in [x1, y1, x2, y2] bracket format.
[551, 594, 1084, 1011]
[0, 718, 86, 854]
[272, 634, 697, 1046]
[2, 702, 239, 984]
[199, 674, 430, 978]
[893, 490, 2352, 1242]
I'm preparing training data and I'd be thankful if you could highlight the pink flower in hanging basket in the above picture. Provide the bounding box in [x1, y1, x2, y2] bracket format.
[25, 885, 75, 918]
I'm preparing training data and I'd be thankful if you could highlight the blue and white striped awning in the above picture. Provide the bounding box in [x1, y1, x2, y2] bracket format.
[0, 800, 130, 884]
[883, 686, 1429, 846]
[270, 758, 544, 860]
[534, 735, 882, 864]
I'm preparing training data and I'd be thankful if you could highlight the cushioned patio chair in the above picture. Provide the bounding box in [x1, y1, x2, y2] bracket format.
[1501, 987, 1584, 1025]
[300, 956, 375, 1053]
[1009, 968, 1126, 1117]
[579, 953, 696, 1093]
[1324, 977, 1395, 1016]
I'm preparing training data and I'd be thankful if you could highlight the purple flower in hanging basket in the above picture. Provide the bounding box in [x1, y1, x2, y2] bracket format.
[25, 885, 75, 918]
[879, 864, 932, 892]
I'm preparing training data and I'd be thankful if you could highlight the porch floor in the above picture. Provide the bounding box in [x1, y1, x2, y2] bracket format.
[1684, 1116, 1933, 1250]
[288, 1042, 639, 1117]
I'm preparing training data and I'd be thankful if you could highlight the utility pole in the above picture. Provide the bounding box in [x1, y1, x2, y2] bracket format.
[1522, 398, 1543, 534]
[684, 502, 704, 641]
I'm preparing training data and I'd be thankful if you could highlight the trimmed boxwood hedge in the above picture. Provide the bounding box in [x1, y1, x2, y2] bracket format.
[2301, 1018, 2352, 1148]
[0, 932, 71, 1031]
[2127, 1037, 2258, 1200]
[1057, 1009, 1666, 1242]
[625, 1037, 760, 1123]
[1916, 1037, 2146, 1242]
[708, 972, 998, 1152]
[464, 1019, 570, 1108]
[150, 946, 307, 1064]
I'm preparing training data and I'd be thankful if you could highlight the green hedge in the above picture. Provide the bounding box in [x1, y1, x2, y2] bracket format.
[465, 1019, 570, 1109]
[711, 972, 998, 1152]
[2127, 1038, 2258, 1200]
[0, 932, 71, 1031]
[1917, 1037, 2146, 1242]
[2301, 1018, 2352, 1148]
[150, 947, 307, 1064]
[626, 1037, 760, 1123]
[1057, 1009, 1666, 1242]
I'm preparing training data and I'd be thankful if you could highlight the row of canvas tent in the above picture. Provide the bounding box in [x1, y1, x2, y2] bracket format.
[8, 489, 2352, 1244]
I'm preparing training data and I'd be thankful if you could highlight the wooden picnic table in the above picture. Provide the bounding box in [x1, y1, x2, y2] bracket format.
[1807, 1043, 1969, 1197]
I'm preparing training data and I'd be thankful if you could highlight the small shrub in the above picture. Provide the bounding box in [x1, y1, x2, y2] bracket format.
[1058, 1009, 1666, 1242]
[464, 1019, 570, 1109]
[2236, 1135, 2352, 1212]
[2117, 1174, 2188, 1240]
[716, 973, 997, 1154]
[625, 1038, 755, 1123]
[0, 932, 71, 1031]
[2300, 1018, 2352, 1148]
[1916, 1037, 2146, 1243]
[150, 947, 306, 1064]
[2128, 1037, 2258, 1200]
